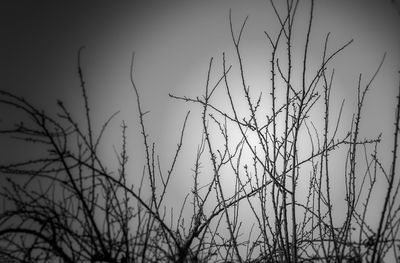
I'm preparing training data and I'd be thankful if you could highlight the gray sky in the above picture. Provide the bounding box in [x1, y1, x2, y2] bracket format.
[1, 0, 400, 231]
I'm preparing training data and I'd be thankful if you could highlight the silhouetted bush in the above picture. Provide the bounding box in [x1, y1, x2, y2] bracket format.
[1, 1, 399, 262]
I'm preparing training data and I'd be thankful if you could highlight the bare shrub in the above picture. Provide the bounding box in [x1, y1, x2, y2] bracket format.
[1, 1, 399, 262]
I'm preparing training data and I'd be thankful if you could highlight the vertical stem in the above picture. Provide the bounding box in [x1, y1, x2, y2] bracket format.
[371, 72, 400, 262]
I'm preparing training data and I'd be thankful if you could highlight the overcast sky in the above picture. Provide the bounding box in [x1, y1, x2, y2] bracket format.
[1, 1, 400, 222]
